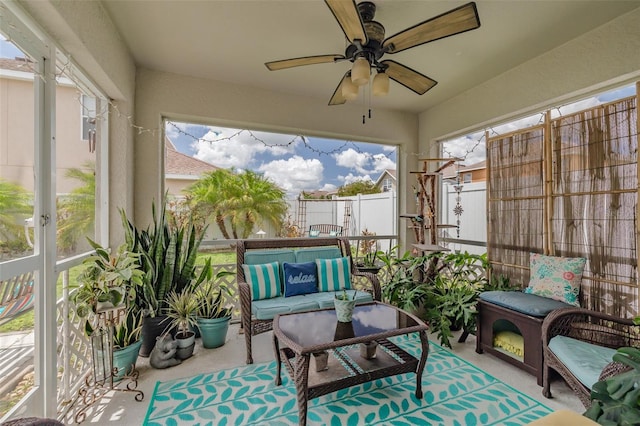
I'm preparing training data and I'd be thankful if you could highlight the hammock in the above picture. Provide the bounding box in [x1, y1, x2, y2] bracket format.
[0, 271, 35, 325]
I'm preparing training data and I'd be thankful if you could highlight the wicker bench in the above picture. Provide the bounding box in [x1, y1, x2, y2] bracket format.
[476, 291, 573, 385]
[237, 237, 381, 364]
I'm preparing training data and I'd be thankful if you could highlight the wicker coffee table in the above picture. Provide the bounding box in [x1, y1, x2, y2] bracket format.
[273, 302, 429, 426]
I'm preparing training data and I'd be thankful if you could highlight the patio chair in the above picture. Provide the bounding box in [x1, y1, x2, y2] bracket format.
[0, 271, 35, 325]
[308, 224, 343, 237]
[541, 307, 640, 407]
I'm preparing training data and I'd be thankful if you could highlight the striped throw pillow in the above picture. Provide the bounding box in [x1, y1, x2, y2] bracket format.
[242, 261, 281, 301]
[316, 257, 351, 292]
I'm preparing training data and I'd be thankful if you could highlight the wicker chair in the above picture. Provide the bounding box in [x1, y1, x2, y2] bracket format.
[237, 237, 380, 364]
[541, 307, 640, 407]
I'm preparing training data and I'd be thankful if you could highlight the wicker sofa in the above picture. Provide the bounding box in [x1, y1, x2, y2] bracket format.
[541, 307, 640, 407]
[237, 237, 381, 364]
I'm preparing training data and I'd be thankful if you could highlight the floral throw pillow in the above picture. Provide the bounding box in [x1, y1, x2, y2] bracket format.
[524, 253, 586, 306]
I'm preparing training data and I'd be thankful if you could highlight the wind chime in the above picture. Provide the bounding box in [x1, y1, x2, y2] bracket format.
[453, 164, 464, 239]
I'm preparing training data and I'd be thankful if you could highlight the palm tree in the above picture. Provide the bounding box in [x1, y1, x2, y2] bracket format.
[57, 161, 95, 253]
[234, 171, 287, 239]
[0, 179, 32, 246]
[186, 169, 287, 239]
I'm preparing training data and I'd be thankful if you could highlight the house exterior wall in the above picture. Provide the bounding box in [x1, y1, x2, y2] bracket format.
[0, 74, 94, 193]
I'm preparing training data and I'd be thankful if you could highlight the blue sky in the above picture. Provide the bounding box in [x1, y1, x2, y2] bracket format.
[165, 121, 396, 195]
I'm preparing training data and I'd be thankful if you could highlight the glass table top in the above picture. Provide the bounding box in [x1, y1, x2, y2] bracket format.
[276, 302, 425, 348]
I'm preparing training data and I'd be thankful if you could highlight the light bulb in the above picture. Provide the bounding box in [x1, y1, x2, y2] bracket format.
[372, 72, 389, 97]
[351, 57, 370, 86]
[342, 76, 358, 100]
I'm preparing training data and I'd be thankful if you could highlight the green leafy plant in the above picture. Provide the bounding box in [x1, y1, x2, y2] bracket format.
[196, 262, 235, 319]
[121, 197, 210, 318]
[335, 288, 357, 301]
[382, 250, 490, 348]
[113, 308, 144, 349]
[165, 288, 199, 337]
[72, 239, 144, 336]
[584, 317, 640, 425]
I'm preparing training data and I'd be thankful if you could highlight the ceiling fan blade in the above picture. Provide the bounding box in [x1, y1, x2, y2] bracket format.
[381, 60, 437, 95]
[328, 72, 349, 106]
[324, 0, 368, 44]
[265, 54, 345, 71]
[383, 2, 480, 54]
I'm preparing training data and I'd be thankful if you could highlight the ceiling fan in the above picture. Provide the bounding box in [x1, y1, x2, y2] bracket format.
[265, 1, 481, 106]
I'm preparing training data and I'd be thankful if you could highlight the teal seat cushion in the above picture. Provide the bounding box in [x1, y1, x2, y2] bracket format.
[479, 290, 573, 317]
[295, 246, 342, 263]
[251, 295, 319, 320]
[548, 335, 616, 389]
[313, 290, 374, 309]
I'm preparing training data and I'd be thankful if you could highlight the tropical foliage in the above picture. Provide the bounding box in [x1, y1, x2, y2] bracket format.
[382, 250, 496, 348]
[121, 197, 212, 317]
[57, 162, 95, 254]
[0, 178, 32, 251]
[337, 180, 380, 196]
[186, 169, 287, 239]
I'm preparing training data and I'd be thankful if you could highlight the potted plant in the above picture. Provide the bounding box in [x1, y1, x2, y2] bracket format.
[112, 307, 144, 381]
[121, 197, 209, 357]
[195, 261, 235, 349]
[165, 288, 199, 360]
[72, 239, 144, 336]
[334, 288, 357, 322]
[355, 229, 384, 274]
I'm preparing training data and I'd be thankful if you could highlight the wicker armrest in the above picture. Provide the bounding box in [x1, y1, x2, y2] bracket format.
[542, 307, 638, 350]
[352, 270, 381, 301]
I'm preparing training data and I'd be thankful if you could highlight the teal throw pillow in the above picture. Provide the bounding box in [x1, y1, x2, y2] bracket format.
[525, 253, 586, 306]
[316, 257, 351, 292]
[242, 261, 281, 301]
[309, 230, 320, 237]
[282, 261, 318, 297]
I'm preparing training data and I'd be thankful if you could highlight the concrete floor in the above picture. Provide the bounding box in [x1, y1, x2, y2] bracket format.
[80, 324, 584, 424]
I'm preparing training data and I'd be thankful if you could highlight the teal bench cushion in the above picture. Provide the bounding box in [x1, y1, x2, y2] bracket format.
[251, 295, 319, 320]
[479, 290, 573, 317]
[294, 246, 342, 263]
[548, 335, 616, 390]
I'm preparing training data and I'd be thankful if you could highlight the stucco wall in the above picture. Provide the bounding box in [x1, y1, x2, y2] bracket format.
[418, 7, 640, 155]
[134, 68, 419, 246]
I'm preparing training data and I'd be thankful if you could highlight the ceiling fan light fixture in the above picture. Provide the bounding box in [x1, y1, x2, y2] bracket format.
[372, 71, 389, 96]
[342, 75, 359, 100]
[351, 56, 370, 86]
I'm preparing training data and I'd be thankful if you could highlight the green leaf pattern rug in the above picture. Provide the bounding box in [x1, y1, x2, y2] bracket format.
[144, 334, 552, 425]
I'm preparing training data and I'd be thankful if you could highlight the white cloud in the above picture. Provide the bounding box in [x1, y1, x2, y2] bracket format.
[333, 148, 395, 175]
[340, 173, 373, 185]
[192, 127, 297, 168]
[320, 183, 337, 192]
[257, 156, 324, 195]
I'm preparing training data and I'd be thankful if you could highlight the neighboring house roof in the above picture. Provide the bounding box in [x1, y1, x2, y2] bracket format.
[441, 160, 486, 180]
[0, 57, 34, 73]
[165, 137, 218, 177]
[374, 169, 396, 187]
[302, 189, 338, 199]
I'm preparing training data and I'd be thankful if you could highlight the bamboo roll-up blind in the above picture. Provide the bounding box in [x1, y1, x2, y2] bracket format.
[487, 96, 638, 316]
[487, 126, 545, 288]
[550, 97, 637, 316]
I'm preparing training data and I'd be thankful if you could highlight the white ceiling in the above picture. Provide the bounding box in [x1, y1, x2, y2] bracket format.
[101, 1, 640, 114]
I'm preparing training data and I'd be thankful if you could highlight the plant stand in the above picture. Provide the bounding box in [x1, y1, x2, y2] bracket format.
[70, 307, 144, 423]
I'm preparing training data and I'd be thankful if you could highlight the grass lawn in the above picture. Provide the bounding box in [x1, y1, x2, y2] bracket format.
[0, 250, 236, 334]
